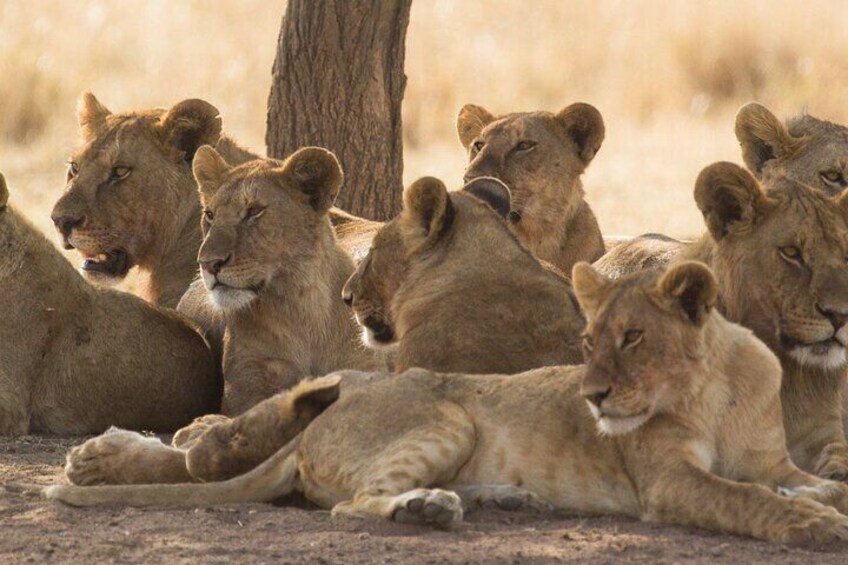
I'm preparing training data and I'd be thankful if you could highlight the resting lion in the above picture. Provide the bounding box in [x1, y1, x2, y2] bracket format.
[47, 262, 848, 545]
[457, 102, 607, 273]
[0, 173, 219, 435]
[50, 93, 257, 308]
[176, 145, 382, 416]
[595, 162, 848, 481]
[342, 176, 585, 374]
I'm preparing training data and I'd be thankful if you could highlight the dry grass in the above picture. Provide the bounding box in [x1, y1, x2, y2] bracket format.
[3, 0, 848, 245]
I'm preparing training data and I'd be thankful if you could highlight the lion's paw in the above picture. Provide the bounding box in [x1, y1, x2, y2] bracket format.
[776, 504, 848, 546]
[812, 443, 848, 482]
[172, 414, 230, 449]
[391, 489, 463, 527]
[457, 484, 553, 513]
[65, 428, 165, 486]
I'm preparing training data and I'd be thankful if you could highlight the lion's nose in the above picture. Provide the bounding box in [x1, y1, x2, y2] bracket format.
[816, 303, 848, 331]
[200, 255, 231, 276]
[51, 214, 84, 237]
[584, 386, 612, 409]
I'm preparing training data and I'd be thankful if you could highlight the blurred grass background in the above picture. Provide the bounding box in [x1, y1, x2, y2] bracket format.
[3, 0, 848, 250]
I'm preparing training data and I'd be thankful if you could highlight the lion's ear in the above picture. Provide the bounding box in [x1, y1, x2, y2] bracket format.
[292, 374, 342, 416]
[402, 177, 453, 248]
[276, 147, 343, 214]
[457, 104, 496, 148]
[658, 261, 718, 326]
[0, 173, 9, 208]
[694, 161, 772, 241]
[462, 177, 511, 220]
[159, 99, 223, 163]
[557, 103, 605, 164]
[571, 262, 611, 319]
[193, 145, 232, 201]
[735, 102, 803, 177]
[77, 92, 111, 140]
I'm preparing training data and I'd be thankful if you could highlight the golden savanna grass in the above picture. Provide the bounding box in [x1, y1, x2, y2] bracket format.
[3, 0, 848, 250]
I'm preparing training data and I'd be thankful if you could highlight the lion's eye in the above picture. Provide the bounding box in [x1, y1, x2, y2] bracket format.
[516, 140, 537, 151]
[472, 140, 485, 152]
[203, 209, 214, 223]
[112, 166, 132, 180]
[622, 329, 643, 349]
[67, 161, 79, 179]
[820, 170, 846, 187]
[581, 334, 594, 353]
[779, 245, 802, 263]
[245, 206, 266, 222]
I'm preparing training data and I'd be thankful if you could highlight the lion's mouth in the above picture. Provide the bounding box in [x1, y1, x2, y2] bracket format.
[80, 250, 130, 278]
[781, 335, 845, 355]
[363, 316, 395, 343]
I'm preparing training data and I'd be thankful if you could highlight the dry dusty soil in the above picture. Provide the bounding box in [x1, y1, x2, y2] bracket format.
[2, 435, 848, 564]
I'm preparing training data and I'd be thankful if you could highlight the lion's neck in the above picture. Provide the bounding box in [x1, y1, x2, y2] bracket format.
[512, 178, 604, 271]
[141, 204, 203, 309]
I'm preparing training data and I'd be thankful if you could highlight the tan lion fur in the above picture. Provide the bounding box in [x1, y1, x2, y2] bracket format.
[46, 262, 848, 545]
[176, 146, 382, 416]
[342, 176, 585, 374]
[596, 162, 848, 480]
[0, 173, 219, 435]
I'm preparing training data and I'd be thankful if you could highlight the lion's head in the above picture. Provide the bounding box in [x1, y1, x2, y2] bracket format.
[694, 162, 848, 372]
[341, 177, 512, 351]
[51, 93, 222, 283]
[456, 103, 603, 233]
[193, 146, 343, 312]
[736, 102, 848, 197]
[572, 261, 719, 436]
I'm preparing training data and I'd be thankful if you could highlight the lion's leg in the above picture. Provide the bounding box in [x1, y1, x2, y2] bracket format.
[450, 484, 552, 513]
[330, 416, 475, 527]
[641, 461, 848, 545]
[65, 428, 193, 485]
[0, 366, 29, 435]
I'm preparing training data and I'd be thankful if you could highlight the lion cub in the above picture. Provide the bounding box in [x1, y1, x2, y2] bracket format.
[0, 173, 218, 434]
[343, 176, 585, 374]
[47, 262, 848, 545]
[178, 146, 382, 415]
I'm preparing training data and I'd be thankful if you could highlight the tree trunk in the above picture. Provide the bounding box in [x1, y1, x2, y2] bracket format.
[266, 0, 411, 221]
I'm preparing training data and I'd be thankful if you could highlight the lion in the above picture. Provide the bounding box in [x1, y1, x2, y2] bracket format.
[736, 102, 848, 196]
[50, 93, 258, 308]
[456, 103, 607, 273]
[341, 175, 586, 374]
[175, 145, 382, 416]
[0, 172, 219, 435]
[46, 261, 848, 545]
[595, 162, 848, 481]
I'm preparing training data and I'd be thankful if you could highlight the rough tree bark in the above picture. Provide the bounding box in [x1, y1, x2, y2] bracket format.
[266, 0, 411, 221]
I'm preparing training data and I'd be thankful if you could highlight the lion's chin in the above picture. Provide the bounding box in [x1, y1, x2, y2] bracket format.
[587, 403, 651, 436]
[360, 326, 399, 353]
[788, 341, 848, 372]
[209, 287, 258, 312]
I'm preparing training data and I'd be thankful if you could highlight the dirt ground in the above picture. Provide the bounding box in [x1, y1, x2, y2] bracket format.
[2, 436, 848, 564]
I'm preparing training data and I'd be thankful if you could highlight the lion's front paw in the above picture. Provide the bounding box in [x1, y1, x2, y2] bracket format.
[172, 414, 230, 449]
[813, 443, 848, 482]
[775, 504, 848, 546]
[390, 489, 464, 528]
[456, 484, 553, 513]
[65, 428, 169, 486]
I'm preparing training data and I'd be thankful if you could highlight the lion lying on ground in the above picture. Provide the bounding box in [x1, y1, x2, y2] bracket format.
[0, 173, 219, 435]
[175, 146, 382, 416]
[342, 176, 585, 374]
[47, 261, 848, 545]
[595, 162, 848, 481]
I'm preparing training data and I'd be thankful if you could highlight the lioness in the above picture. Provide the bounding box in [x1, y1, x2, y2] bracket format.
[736, 102, 848, 196]
[50, 93, 258, 308]
[47, 262, 848, 545]
[596, 162, 848, 481]
[342, 176, 585, 373]
[457, 103, 606, 273]
[0, 173, 218, 434]
[178, 145, 382, 415]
